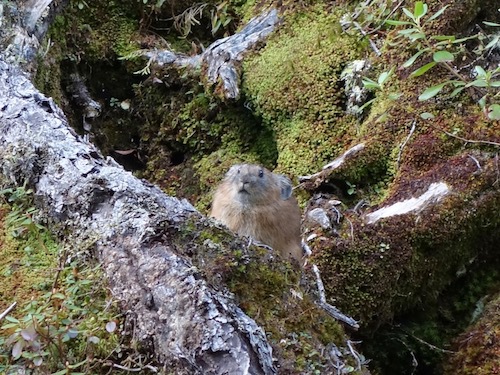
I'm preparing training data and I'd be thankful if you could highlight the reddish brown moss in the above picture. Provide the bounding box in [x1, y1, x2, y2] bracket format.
[444, 293, 500, 375]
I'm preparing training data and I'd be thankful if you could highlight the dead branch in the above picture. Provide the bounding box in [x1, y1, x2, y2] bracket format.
[146, 8, 279, 99]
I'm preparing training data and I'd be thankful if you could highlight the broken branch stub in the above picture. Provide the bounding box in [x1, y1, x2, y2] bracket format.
[147, 8, 280, 100]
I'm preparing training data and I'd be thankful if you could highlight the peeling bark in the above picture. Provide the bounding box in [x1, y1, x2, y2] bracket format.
[146, 8, 280, 100]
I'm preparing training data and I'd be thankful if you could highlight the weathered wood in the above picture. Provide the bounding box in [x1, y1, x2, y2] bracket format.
[146, 8, 279, 100]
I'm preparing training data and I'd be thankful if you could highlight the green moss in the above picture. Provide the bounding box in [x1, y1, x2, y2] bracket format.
[0, 186, 123, 372]
[444, 291, 500, 375]
[166, 216, 352, 372]
[0, 207, 58, 309]
[242, 5, 365, 175]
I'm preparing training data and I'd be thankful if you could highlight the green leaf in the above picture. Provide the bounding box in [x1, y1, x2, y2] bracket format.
[466, 79, 489, 88]
[357, 98, 375, 113]
[431, 35, 456, 41]
[410, 33, 426, 42]
[485, 35, 500, 50]
[420, 112, 435, 119]
[388, 92, 403, 100]
[5, 316, 20, 323]
[452, 35, 481, 44]
[449, 86, 465, 98]
[402, 7, 416, 21]
[410, 61, 437, 77]
[433, 50, 454, 62]
[483, 21, 500, 27]
[419, 82, 448, 100]
[385, 19, 413, 26]
[490, 81, 500, 87]
[362, 77, 380, 90]
[414, 2, 427, 19]
[399, 28, 421, 35]
[478, 96, 487, 109]
[426, 5, 450, 22]
[474, 65, 487, 77]
[378, 68, 394, 86]
[487, 104, 500, 120]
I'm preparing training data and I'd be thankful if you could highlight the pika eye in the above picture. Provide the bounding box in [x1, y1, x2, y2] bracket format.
[237, 168, 241, 174]
[258, 169, 264, 178]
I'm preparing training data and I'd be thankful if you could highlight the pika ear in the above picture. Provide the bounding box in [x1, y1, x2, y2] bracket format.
[277, 175, 293, 200]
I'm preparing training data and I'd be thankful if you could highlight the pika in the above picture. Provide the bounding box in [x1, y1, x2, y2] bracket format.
[210, 164, 303, 265]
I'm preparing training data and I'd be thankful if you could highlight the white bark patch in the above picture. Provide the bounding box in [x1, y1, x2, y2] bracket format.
[366, 182, 450, 224]
[299, 143, 365, 182]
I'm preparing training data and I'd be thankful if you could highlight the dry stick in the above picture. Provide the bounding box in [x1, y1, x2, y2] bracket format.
[312, 265, 360, 330]
[346, 340, 364, 371]
[397, 120, 417, 168]
[468, 154, 482, 171]
[109, 363, 159, 373]
[366, 0, 406, 36]
[431, 124, 500, 147]
[402, 328, 455, 354]
[0, 301, 17, 321]
[352, 21, 381, 56]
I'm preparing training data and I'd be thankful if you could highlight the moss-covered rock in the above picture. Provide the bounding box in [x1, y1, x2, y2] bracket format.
[443, 292, 500, 375]
[242, 5, 364, 174]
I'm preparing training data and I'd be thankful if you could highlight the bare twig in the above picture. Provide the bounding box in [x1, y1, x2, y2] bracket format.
[397, 120, 416, 168]
[299, 143, 365, 182]
[366, 0, 406, 36]
[105, 362, 158, 373]
[0, 302, 17, 321]
[431, 124, 500, 147]
[345, 216, 354, 239]
[353, 21, 381, 56]
[346, 340, 364, 370]
[402, 328, 455, 354]
[467, 154, 482, 171]
[312, 265, 360, 329]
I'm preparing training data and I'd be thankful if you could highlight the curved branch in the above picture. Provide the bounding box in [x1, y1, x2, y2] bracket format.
[0, 58, 275, 374]
[146, 9, 280, 99]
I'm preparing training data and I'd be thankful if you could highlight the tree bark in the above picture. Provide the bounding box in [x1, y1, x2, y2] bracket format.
[0, 2, 277, 373]
[146, 8, 279, 100]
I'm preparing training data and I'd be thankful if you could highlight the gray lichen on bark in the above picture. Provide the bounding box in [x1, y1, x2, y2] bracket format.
[0, 51, 275, 374]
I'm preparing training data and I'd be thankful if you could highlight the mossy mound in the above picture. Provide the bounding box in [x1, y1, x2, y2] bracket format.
[443, 292, 500, 375]
[242, 5, 364, 175]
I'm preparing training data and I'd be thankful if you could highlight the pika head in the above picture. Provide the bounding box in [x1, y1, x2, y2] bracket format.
[211, 164, 303, 265]
[223, 164, 293, 206]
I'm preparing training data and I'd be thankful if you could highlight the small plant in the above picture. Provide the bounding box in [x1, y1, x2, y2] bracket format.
[360, 67, 402, 118]
[0, 185, 44, 238]
[210, 1, 233, 36]
[0, 185, 123, 373]
[1, 260, 121, 372]
[172, 1, 235, 38]
[385, 1, 500, 120]
[346, 181, 357, 196]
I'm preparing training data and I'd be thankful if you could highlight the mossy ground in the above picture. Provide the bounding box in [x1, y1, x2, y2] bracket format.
[242, 5, 364, 175]
[169, 216, 351, 373]
[0, 187, 126, 373]
[443, 291, 500, 375]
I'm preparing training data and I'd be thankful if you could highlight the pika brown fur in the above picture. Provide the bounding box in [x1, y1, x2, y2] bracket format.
[211, 164, 303, 265]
